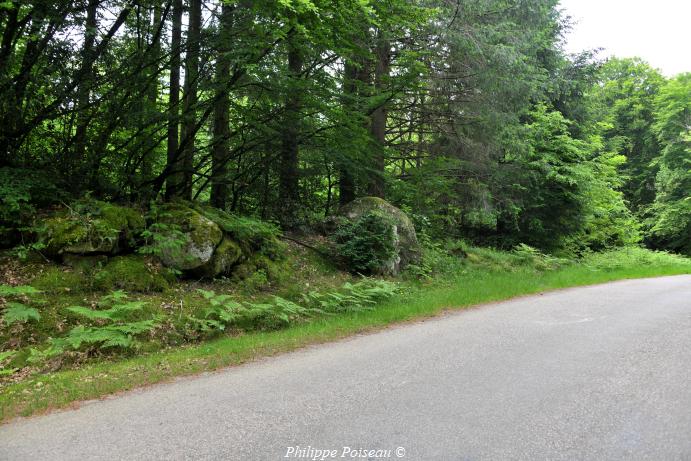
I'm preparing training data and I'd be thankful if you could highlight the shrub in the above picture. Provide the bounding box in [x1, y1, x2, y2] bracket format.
[332, 212, 397, 274]
[0, 167, 64, 248]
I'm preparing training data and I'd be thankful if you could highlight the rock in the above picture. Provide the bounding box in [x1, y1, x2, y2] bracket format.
[192, 237, 243, 278]
[62, 254, 108, 270]
[39, 201, 145, 257]
[157, 202, 223, 271]
[93, 255, 171, 292]
[339, 197, 421, 275]
[192, 204, 283, 257]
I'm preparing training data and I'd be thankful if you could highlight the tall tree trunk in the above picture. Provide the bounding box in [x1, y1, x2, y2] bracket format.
[179, 0, 202, 200]
[140, 2, 163, 188]
[278, 33, 303, 227]
[73, 0, 98, 188]
[367, 36, 389, 198]
[338, 60, 357, 206]
[165, 0, 183, 200]
[211, 3, 233, 210]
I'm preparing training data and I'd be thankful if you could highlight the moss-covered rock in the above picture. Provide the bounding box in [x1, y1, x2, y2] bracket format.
[192, 237, 243, 278]
[157, 202, 223, 271]
[338, 197, 421, 275]
[192, 204, 283, 258]
[38, 200, 145, 257]
[93, 255, 171, 292]
[62, 254, 108, 270]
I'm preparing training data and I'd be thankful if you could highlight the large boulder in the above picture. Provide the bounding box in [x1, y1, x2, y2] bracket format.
[157, 203, 223, 271]
[38, 200, 145, 257]
[192, 236, 243, 278]
[338, 197, 421, 275]
[152, 202, 285, 279]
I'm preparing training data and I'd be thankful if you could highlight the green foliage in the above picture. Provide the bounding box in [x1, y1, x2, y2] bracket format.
[0, 285, 42, 326]
[302, 279, 397, 313]
[0, 350, 16, 376]
[333, 213, 397, 274]
[193, 205, 282, 257]
[644, 73, 691, 255]
[29, 291, 158, 362]
[581, 247, 691, 271]
[138, 203, 188, 263]
[0, 167, 64, 247]
[187, 289, 322, 335]
[188, 280, 396, 336]
[2, 303, 41, 325]
[590, 58, 664, 210]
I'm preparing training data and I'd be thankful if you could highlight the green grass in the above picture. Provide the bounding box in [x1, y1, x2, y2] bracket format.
[1, 248, 689, 423]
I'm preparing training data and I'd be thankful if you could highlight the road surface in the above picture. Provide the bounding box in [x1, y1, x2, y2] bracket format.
[1, 275, 690, 460]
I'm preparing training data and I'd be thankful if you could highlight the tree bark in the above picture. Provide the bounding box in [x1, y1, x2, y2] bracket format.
[179, 0, 202, 200]
[338, 60, 358, 206]
[367, 36, 389, 198]
[72, 0, 98, 187]
[211, 3, 233, 209]
[278, 33, 303, 227]
[165, 0, 183, 200]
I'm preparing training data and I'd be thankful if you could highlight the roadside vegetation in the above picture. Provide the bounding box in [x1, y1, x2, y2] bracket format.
[1, 240, 689, 422]
[1, 0, 689, 424]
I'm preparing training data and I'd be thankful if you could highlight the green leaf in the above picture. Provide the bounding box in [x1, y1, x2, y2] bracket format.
[2, 302, 41, 324]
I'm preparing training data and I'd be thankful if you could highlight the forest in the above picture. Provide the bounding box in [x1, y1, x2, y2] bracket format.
[0, 0, 687, 254]
[0, 0, 690, 418]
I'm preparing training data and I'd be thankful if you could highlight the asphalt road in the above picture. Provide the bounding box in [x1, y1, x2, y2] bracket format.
[1, 275, 690, 460]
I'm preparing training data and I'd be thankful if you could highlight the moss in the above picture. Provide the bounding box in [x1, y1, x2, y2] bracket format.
[192, 204, 284, 258]
[62, 254, 108, 271]
[157, 202, 223, 271]
[193, 237, 243, 278]
[232, 254, 287, 284]
[97, 201, 146, 244]
[93, 256, 171, 292]
[38, 200, 145, 257]
[31, 266, 92, 294]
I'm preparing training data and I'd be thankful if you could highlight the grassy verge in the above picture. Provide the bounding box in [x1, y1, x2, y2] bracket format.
[1, 248, 690, 423]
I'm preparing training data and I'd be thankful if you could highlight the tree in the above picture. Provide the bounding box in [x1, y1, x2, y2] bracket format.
[645, 73, 691, 254]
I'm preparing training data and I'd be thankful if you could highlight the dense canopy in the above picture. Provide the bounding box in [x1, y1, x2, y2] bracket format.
[0, 0, 689, 255]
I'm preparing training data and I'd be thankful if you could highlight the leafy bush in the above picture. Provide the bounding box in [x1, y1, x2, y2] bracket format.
[581, 247, 691, 271]
[332, 212, 397, 274]
[0, 167, 64, 248]
[512, 243, 565, 271]
[138, 203, 188, 266]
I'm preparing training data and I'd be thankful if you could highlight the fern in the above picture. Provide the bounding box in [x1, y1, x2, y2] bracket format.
[0, 285, 41, 296]
[0, 284, 42, 325]
[29, 291, 158, 363]
[0, 350, 17, 376]
[302, 279, 397, 313]
[188, 290, 324, 335]
[2, 302, 41, 325]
